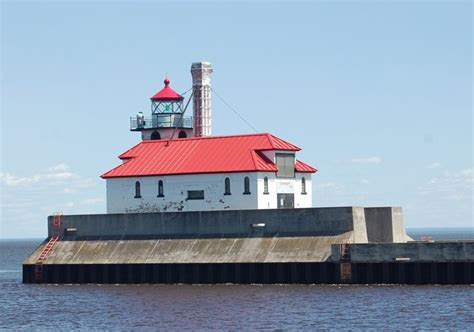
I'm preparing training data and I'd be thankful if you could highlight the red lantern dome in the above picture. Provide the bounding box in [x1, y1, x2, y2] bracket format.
[150, 78, 184, 101]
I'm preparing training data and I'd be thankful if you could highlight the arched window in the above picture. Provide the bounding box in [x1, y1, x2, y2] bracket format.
[158, 180, 164, 197]
[150, 131, 161, 140]
[178, 130, 187, 138]
[301, 177, 307, 195]
[134, 181, 141, 198]
[263, 177, 269, 194]
[243, 176, 251, 195]
[224, 177, 231, 195]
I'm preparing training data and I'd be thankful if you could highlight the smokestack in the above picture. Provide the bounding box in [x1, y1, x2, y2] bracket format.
[191, 62, 213, 137]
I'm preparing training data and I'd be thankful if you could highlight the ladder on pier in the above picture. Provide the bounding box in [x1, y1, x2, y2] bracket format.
[35, 212, 62, 282]
[340, 240, 351, 262]
[340, 240, 352, 283]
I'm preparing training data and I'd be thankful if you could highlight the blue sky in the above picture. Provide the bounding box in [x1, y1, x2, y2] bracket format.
[1, 1, 472, 238]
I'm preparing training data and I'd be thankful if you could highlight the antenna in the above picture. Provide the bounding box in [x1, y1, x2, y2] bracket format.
[211, 87, 259, 133]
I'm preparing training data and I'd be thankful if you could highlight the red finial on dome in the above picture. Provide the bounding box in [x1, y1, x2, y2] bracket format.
[150, 77, 183, 101]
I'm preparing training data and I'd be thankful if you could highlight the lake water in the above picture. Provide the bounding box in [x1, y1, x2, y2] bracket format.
[1, 229, 473, 330]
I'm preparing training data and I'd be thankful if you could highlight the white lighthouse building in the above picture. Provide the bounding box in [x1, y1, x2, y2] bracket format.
[102, 62, 317, 213]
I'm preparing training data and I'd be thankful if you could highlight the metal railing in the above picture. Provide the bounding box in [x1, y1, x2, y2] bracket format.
[130, 114, 192, 131]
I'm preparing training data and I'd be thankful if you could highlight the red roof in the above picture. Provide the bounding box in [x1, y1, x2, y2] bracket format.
[102, 133, 317, 178]
[295, 160, 317, 173]
[150, 78, 183, 101]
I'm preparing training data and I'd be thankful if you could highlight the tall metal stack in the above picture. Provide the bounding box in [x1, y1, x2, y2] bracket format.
[191, 62, 213, 137]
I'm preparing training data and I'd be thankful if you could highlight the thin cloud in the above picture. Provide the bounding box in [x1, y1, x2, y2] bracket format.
[0, 164, 100, 226]
[351, 156, 383, 164]
[81, 198, 104, 205]
[314, 182, 338, 190]
[0, 171, 78, 187]
[417, 168, 473, 198]
[0, 163, 80, 187]
[427, 162, 442, 169]
[48, 163, 70, 172]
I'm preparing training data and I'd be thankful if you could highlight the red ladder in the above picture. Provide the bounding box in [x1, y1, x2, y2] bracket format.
[35, 211, 62, 282]
[340, 239, 351, 262]
[340, 239, 352, 283]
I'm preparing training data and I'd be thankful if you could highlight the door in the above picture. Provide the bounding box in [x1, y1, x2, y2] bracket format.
[277, 193, 294, 209]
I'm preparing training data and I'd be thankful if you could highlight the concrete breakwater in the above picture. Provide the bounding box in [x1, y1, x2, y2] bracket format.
[23, 207, 473, 284]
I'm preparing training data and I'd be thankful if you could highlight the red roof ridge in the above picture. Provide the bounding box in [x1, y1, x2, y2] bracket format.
[102, 132, 312, 178]
[249, 150, 258, 169]
[265, 133, 276, 149]
[138, 133, 300, 152]
[140, 132, 272, 144]
[266, 133, 301, 151]
[118, 141, 144, 159]
[101, 161, 127, 178]
[295, 159, 318, 173]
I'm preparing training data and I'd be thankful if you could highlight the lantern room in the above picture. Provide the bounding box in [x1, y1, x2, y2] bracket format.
[150, 78, 184, 113]
[130, 78, 193, 140]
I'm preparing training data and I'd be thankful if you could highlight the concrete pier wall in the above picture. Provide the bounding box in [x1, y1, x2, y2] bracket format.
[25, 206, 448, 284]
[50, 207, 408, 243]
[50, 207, 369, 241]
[24, 233, 353, 265]
[364, 207, 407, 243]
[332, 242, 474, 263]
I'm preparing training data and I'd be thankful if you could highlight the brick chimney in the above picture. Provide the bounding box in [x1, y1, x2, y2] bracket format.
[191, 62, 213, 137]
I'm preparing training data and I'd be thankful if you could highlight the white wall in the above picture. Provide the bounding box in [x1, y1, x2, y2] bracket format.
[141, 128, 193, 140]
[257, 172, 278, 209]
[106, 172, 259, 213]
[294, 173, 312, 208]
[255, 172, 312, 209]
[106, 171, 313, 213]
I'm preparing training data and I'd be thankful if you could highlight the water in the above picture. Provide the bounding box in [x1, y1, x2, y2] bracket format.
[1, 230, 473, 330]
[407, 227, 474, 241]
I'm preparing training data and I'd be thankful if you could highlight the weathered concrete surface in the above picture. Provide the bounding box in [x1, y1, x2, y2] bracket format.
[364, 207, 408, 243]
[365, 207, 393, 242]
[49, 207, 367, 241]
[352, 207, 368, 243]
[28, 206, 412, 267]
[24, 232, 352, 265]
[24, 206, 473, 284]
[390, 207, 408, 242]
[331, 242, 474, 263]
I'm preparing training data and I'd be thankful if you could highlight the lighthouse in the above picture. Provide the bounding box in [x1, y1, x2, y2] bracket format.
[22, 62, 427, 287]
[130, 62, 213, 141]
[130, 77, 193, 140]
[104, 62, 317, 213]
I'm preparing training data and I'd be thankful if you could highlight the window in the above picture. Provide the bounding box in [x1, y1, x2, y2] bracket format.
[158, 180, 164, 197]
[263, 177, 269, 194]
[178, 130, 187, 138]
[187, 190, 204, 200]
[150, 131, 161, 140]
[276, 153, 295, 178]
[243, 177, 251, 195]
[301, 177, 307, 195]
[134, 181, 141, 198]
[224, 177, 231, 195]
